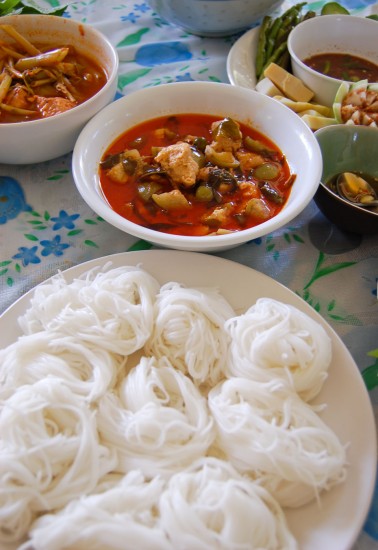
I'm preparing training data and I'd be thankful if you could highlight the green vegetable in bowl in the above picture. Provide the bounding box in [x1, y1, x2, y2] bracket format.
[0, 0, 69, 16]
[320, 2, 350, 15]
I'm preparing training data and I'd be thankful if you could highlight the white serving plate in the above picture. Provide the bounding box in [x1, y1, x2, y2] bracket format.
[1, 250, 376, 550]
[227, 26, 259, 90]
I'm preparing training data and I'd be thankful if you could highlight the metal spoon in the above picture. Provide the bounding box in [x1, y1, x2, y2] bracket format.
[336, 172, 378, 208]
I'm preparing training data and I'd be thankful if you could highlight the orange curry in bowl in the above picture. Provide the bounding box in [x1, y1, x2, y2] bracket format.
[0, 24, 107, 123]
[99, 114, 296, 237]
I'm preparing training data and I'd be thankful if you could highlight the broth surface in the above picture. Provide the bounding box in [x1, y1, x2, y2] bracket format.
[303, 52, 378, 82]
[99, 114, 295, 237]
[0, 39, 107, 123]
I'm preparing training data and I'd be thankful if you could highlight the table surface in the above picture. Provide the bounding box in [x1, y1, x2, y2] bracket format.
[0, 0, 377, 548]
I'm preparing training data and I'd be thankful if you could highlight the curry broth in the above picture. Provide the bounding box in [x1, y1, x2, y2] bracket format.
[99, 114, 295, 237]
[0, 44, 107, 123]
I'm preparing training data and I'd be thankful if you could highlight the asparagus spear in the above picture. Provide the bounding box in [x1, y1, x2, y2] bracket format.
[255, 15, 272, 79]
[255, 3, 309, 81]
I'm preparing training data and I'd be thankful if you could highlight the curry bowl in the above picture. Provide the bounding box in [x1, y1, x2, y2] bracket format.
[314, 125, 378, 235]
[72, 81, 322, 252]
[0, 14, 118, 165]
[287, 14, 378, 107]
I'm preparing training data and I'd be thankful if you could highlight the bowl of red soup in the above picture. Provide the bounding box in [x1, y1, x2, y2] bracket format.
[288, 14, 378, 107]
[72, 81, 322, 252]
[0, 15, 118, 164]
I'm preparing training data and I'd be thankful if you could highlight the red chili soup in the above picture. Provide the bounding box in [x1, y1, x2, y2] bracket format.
[0, 29, 108, 124]
[99, 114, 296, 237]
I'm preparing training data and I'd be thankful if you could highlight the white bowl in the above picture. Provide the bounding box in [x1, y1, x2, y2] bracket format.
[288, 14, 378, 107]
[72, 81, 322, 253]
[146, 0, 284, 37]
[0, 15, 118, 165]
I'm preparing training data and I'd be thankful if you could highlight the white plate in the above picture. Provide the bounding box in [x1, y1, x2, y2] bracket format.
[226, 4, 378, 92]
[1, 250, 376, 550]
[227, 26, 259, 90]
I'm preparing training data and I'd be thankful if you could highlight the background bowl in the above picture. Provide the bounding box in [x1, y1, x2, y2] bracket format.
[287, 14, 378, 107]
[146, 0, 284, 37]
[72, 81, 322, 253]
[0, 15, 118, 165]
[314, 125, 378, 235]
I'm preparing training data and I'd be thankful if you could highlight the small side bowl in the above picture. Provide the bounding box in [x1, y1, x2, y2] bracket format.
[287, 15, 378, 107]
[72, 81, 322, 253]
[146, 0, 284, 37]
[314, 125, 378, 235]
[0, 15, 118, 165]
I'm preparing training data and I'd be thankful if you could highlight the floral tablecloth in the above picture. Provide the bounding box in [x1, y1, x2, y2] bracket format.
[0, 0, 377, 548]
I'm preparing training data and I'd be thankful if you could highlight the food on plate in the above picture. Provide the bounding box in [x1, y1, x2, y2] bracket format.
[144, 281, 235, 386]
[258, 68, 378, 129]
[23, 459, 298, 550]
[0, 24, 107, 123]
[267, 94, 337, 129]
[333, 79, 378, 127]
[263, 62, 314, 102]
[208, 377, 346, 508]
[255, 76, 281, 96]
[302, 52, 378, 82]
[255, 2, 316, 81]
[225, 297, 332, 402]
[0, 263, 348, 548]
[254, 0, 378, 126]
[255, 1, 370, 83]
[268, 95, 331, 117]
[256, 64, 337, 129]
[296, 112, 337, 130]
[99, 114, 296, 237]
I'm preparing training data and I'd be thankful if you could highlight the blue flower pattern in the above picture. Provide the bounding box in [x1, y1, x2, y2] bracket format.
[40, 235, 70, 257]
[51, 210, 80, 231]
[12, 246, 40, 267]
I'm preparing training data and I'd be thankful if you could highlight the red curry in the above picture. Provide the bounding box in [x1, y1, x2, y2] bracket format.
[0, 24, 107, 123]
[99, 114, 296, 237]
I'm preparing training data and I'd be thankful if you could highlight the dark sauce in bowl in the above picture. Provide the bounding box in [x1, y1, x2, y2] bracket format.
[303, 52, 378, 82]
